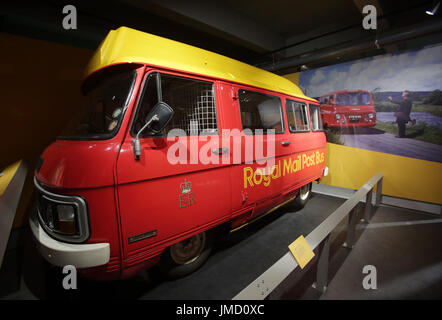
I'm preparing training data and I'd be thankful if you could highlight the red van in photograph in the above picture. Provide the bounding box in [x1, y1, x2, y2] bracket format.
[319, 90, 376, 128]
[30, 27, 327, 280]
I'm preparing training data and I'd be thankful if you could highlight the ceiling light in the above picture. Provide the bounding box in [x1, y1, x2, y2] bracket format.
[426, 2, 440, 15]
[300, 65, 308, 71]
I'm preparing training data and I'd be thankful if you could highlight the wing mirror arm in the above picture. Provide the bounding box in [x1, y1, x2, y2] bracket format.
[133, 114, 159, 160]
[131, 101, 174, 161]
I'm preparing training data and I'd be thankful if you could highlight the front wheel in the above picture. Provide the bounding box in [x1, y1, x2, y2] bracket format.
[292, 183, 312, 210]
[158, 231, 212, 279]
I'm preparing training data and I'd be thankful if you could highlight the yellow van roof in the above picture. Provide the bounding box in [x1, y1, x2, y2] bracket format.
[85, 27, 314, 101]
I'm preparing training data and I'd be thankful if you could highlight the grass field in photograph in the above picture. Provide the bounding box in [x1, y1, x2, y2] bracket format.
[374, 121, 442, 145]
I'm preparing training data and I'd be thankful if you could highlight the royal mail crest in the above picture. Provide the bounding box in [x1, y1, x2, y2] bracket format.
[179, 179, 195, 208]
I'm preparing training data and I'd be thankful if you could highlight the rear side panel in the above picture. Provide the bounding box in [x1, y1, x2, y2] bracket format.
[220, 82, 326, 225]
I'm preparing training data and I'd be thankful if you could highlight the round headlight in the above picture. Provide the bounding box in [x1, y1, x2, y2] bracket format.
[368, 113, 374, 119]
[336, 114, 341, 119]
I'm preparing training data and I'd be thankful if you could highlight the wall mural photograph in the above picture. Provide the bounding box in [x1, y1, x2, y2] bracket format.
[300, 44, 442, 163]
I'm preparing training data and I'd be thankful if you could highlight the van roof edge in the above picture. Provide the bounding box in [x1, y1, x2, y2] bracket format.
[85, 26, 316, 102]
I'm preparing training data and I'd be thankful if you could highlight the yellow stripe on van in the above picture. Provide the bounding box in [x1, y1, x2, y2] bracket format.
[322, 143, 442, 205]
[85, 27, 315, 101]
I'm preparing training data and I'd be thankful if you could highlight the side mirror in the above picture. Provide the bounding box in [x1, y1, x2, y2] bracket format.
[133, 102, 174, 160]
[144, 102, 174, 134]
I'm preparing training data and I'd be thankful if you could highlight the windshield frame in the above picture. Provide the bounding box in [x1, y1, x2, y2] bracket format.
[57, 68, 137, 141]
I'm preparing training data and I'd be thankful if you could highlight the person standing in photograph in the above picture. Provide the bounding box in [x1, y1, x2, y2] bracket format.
[388, 90, 415, 138]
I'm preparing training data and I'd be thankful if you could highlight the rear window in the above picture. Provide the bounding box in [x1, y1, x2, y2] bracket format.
[238, 89, 284, 134]
[309, 104, 323, 131]
[286, 99, 309, 132]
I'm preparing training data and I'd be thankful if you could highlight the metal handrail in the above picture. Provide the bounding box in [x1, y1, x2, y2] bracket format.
[233, 173, 383, 300]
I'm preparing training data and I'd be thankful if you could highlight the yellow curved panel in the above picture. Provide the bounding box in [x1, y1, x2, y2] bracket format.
[85, 27, 314, 101]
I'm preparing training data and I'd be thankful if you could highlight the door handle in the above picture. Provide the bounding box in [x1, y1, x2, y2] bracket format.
[211, 147, 229, 155]
[281, 141, 291, 146]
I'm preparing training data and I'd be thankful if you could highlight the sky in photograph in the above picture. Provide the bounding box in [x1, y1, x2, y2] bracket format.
[299, 44, 442, 97]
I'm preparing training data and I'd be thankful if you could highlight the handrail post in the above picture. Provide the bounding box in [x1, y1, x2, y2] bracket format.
[312, 234, 330, 293]
[343, 206, 358, 249]
[363, 189, 373, 222]
[375, 178, 383, 207]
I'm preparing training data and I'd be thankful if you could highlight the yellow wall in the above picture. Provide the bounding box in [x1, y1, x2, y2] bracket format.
[0, 32, 93, 227]
[323, 143, 442, 205]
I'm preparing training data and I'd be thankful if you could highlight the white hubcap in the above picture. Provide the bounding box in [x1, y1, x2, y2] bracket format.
[170, 233, 206, 265]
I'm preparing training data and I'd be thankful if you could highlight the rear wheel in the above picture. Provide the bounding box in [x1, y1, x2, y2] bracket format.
[292, 183, 312, 209]
[159, 231, 212, 279]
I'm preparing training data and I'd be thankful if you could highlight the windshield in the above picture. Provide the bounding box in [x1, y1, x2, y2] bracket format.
[58, 70, 135, 140]
[335, 92, 371, 106]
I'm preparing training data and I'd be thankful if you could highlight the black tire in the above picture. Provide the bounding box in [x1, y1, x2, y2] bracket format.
[158, 230, 212, 279]
[292, 183, 312, 210]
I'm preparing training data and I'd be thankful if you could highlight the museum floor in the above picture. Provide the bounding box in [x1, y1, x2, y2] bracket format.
[1, 192, 441, 300]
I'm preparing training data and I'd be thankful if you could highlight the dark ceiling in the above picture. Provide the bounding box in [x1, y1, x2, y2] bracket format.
[222, 0, 363, 37]
[1, 0, 441, 74]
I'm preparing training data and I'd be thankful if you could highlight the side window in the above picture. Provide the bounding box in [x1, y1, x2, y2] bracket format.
[132, 72, 218, 137]
[286, 99, 309, 132]
[238, 89, 284, 134]
[325, 96, 330, 104]
[309, 104, 323, 131]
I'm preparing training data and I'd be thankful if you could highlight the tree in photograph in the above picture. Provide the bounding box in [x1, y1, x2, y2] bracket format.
[423, 89, 442, 105]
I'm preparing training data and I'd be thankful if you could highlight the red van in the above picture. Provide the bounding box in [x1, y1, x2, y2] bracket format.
[30, 27, 327, 280]
[319, 90, 376, 128]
